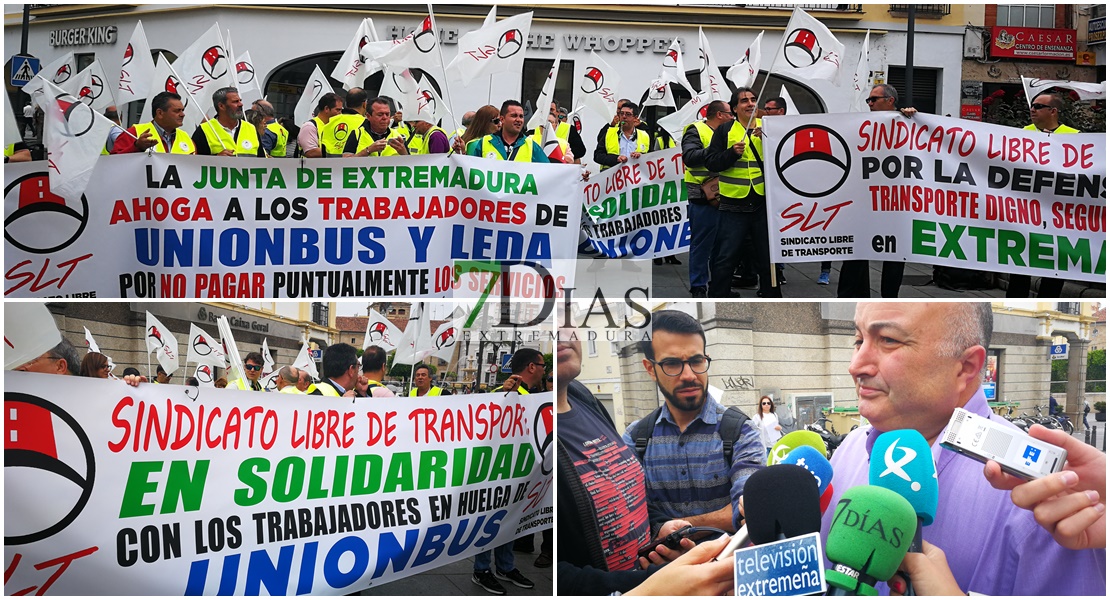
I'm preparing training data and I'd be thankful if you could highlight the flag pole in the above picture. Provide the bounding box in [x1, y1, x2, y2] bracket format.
[746, 9, 793, 132]
[427, 3, 461, 136]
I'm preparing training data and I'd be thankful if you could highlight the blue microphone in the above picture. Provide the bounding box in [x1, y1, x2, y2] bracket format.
[869, 429, 939, 596]
[782, 445, 833, 496]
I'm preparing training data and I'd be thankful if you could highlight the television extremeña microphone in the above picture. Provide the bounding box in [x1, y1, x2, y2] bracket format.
[825, 486, 917, 596]
[869, 429, 938, 597]
[768, 429, 827, 465]
[782, 445, 833, 495]
[745, 464, 822, 545]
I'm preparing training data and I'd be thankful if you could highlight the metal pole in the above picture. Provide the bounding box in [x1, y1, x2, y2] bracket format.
[904, 5, 915, 108]
[21, 5, 31, 55]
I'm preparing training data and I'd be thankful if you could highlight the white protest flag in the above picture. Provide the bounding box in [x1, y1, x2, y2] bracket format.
[698, 28, 727, 102]
[293, 64, 333, 126]
[373, 14, 444, 75]
[414, 74, 451, 124]
[260, 339, 278, 391]
[3, 304, 62, 370]
[172, 22, 234, 118]
[293, 337, 318, 379]
[643, 78, 676, 109]
[771, 8, 845, 85]
[849, 30, 872, 113]
[446, 9, 532, 85]
[83, 327, 101, 353]
[579, 50, 621, 123]
[24, 52, 76, 108]
[4, 92, 21, 146]
[541, 118, 570, 162]
[1022, 76, 1106, 102]
[224, 29, 236, 95]
[364, 308, 404, 352]
[193, 363, 217, 387]
[394, 302, 433, 366]
[332, 18, 383, 91]
[727, 31, 763, 89]
[187, 323, 226, 369]
[144, 311, 180, 375]
[659, 38, 693, 93]
[428, 317, 466, 363]
[41, 81, 116, 203]
[379, 67, 420, 115]
[657, 90, 710, 142]
[139, 53, 206, 133]
[234, 51, 263, 105]
[217, 315, 247, 386]
[528, 48, 563, 130]
[62, 59, 116, 113]
[780, 85, 800, 115]
[118, 21, 155, 106]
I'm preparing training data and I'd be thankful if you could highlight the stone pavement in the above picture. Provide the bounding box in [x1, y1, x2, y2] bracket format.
[358, 544, 552, 596]
[650, 253, 1105, 299]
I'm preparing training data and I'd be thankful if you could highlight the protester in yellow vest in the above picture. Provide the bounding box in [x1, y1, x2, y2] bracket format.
[495, 348, 546, 395]
[4, 141, 31, 163]
[275, 365, 304, 394]
[111, 91, 196, 155]
[312, 343, 363, 398]
[406, 120, 452, 155]
[319, 88, 367, 158]
[251, 99, 288, 157]
[297, 92, 343, 158]
[360, 345, 396, 397]
[467, 100, 549, 163]
[344, 96, 408, 157]
[703, 87, 782, 299]
[682, 100, 732, 299]
[409, 364, 447, 396]
[231, 352, 266, 391]
[594, 102, 650, 170]
[297, 371, 318, 395]
[1009, 92, 1080, 298]
[192, 87, 263, 157]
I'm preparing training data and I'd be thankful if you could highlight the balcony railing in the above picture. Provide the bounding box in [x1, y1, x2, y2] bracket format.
[741, 4, 864, 11]
[889, 4, 952, 17]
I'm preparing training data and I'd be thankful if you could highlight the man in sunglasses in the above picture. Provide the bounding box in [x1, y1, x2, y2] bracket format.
[1006, 93, 1080, 298]
[232, 352, 266, 391]
[623, 310, 764, 532]
[15, 339, 81, 376]
[838, 84, 917, 299]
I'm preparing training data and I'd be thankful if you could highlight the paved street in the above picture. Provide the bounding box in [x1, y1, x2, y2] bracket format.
[650, 254, 1105, 299]
[358, 545, 552, 596]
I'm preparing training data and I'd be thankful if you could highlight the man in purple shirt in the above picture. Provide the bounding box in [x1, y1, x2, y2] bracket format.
[823, 303, 1105, 596]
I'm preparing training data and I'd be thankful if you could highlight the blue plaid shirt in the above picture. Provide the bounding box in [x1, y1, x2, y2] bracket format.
[622, 397, 764, 530]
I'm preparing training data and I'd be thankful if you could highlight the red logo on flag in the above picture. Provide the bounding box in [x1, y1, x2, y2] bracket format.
[122, 43, 134, 66]
[497, 29, 524, 59]
[201, 45, 228, 79]
[784, 28, 823, 68]
[4, 172, 90, 255]
[774, 124, 851, 198]
[581, 67, 604, 94]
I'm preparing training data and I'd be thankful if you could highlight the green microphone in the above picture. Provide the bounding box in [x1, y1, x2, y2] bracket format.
[825, 486, 917, 596]
[767, 429, 827, 466]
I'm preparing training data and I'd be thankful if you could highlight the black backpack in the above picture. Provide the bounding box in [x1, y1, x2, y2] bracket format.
[631, 405, 749, 464]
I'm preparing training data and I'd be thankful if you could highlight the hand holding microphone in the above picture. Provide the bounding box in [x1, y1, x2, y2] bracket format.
[636, 519, 696, 568]
[625, 535, 735, 596]
[888, 540, 964, 597]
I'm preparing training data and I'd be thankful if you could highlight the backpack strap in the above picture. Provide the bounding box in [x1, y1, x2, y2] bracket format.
[631, 405, 665, 460]
[718, 406, 749, 465]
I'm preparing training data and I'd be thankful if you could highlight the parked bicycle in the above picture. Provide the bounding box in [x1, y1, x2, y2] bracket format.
[1038, 403, 1075, 435]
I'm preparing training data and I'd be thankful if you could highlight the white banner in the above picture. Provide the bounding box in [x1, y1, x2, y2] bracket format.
[4, 154, 581, 298]
[763, 113, 1106, 282]
[580, 147, 689, 259]
[4, 372, 554, 595]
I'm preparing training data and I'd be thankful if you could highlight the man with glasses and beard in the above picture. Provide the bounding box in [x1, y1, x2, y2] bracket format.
[623, 310, 764, 532]
[192, 87, 264, 157]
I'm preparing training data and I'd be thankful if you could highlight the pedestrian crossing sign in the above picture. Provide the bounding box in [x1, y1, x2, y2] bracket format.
[10, 55, 40, 87]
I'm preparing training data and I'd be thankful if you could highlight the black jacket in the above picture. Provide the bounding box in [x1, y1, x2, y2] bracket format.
[557, 380, 663, 595]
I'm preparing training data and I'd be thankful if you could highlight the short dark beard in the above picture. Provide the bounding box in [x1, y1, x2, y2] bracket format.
[658, 380, 707, 414]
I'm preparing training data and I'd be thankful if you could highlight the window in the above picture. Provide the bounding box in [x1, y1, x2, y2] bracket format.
[887, 66, 940, 115]
[521, 58, 575, 122]
[587, 339, 597, 357]
[610, 341, 619, 356]
[997, 4, 1056, 28]
[1057, 303, 1081, 315]
[311, 302, 329, 326]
